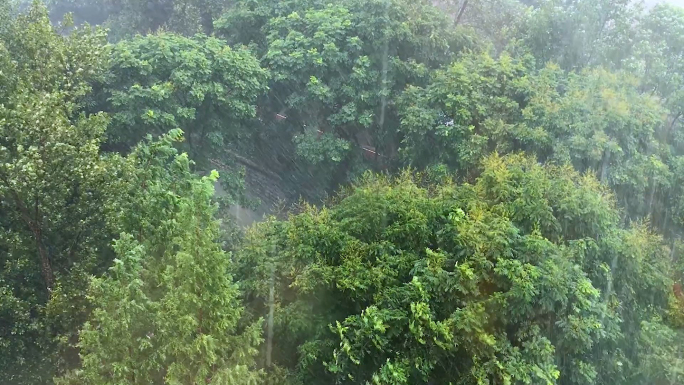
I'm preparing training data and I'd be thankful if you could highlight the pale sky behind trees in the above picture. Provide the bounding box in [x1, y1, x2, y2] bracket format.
[647, 0, 684, 8]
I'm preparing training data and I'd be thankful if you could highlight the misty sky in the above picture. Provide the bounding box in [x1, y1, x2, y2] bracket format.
[646, 0, 684, 7]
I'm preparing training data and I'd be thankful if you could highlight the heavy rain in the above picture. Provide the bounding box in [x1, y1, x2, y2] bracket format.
[1, 0, 683, 384]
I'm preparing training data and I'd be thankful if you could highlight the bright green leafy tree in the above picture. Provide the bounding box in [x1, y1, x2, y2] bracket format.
[0, 3, 119, 383]
[93, 32, 268, 202]
[58, 131, 263, 385]
[398, 51, 533, 177]
[2, 0, 684, 384]
[522, 67, 669, 226]
[238, 154, 675, 384]
[97, 32, 267, 158]
[398, 52, 679, 238]
[628, 4, 684, 237]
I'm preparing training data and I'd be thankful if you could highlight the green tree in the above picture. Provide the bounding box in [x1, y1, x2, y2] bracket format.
[398, 51, 533, 177]
[98, 32, 267, 157]
[59, 131, 263, 385]
[435, 0, 532, 53]
[216, 0, 471, 201]
[56, 0, 233, 38]
[523, 67, 669, 223]
[634, 318, 684, 385]
[94, 32, 268, 203]
[398, 52, 678, 236]
[0, 2, 119, 382]
[628, 5, 684, 239]
[238, 154, 674, 384]
[523, 0, 640, 70]
[45, 0, 109, 26]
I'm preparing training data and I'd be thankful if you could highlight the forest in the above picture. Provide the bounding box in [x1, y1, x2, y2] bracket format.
[1, 0, 684, 383]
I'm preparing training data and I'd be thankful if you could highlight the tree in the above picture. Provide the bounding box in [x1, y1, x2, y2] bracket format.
[45, 0, 109, 26]
[94, 32, 268, 203]
[435, 0, 532, 54]
[237, 154, 675, 384]
[48, 0, 233, 38]
[216, 0, 472, 201]
[0, 2, 118, 382]
[629, 3, 684, 119]
[58, 131, 263, 385]
[523, 67, 669, 223]
[629, 5, 684, 234]
[523, 0, 641, 70]
[397, 52, 679, 237]
[97, 32, 267, 157]
[397, 51, 533, 177]
[3, 0, 684, 383]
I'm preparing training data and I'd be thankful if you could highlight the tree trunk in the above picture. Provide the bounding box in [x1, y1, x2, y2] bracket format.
[600, 150, 610, 183]
[200, 3, 214, 35]
[265, 269, 275, 368]
[671, 237, 678, 264]
[669, 112, 682, 137]
[455, 0, 469, 26]
[648, 180, 657, 221]
[37, 240, 54, 293]
[4, 183, 54, 294]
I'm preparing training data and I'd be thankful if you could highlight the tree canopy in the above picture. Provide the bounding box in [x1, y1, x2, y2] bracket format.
[1, 0, 684, 384]
[237, 154, 675, 384]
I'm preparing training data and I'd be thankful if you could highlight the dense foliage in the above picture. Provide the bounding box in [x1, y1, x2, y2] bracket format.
[0, 0, 683, 384]
[96, 33, 267, 157]
[58, 131, 263, 384]
[238, 155, 674, 384]
[215, 0, 468, 200]
[93, 32, 268, 200]
[0, 5, 114, 382]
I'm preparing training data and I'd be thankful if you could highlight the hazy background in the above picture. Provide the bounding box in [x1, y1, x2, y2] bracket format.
[648, 0, 684, 7]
